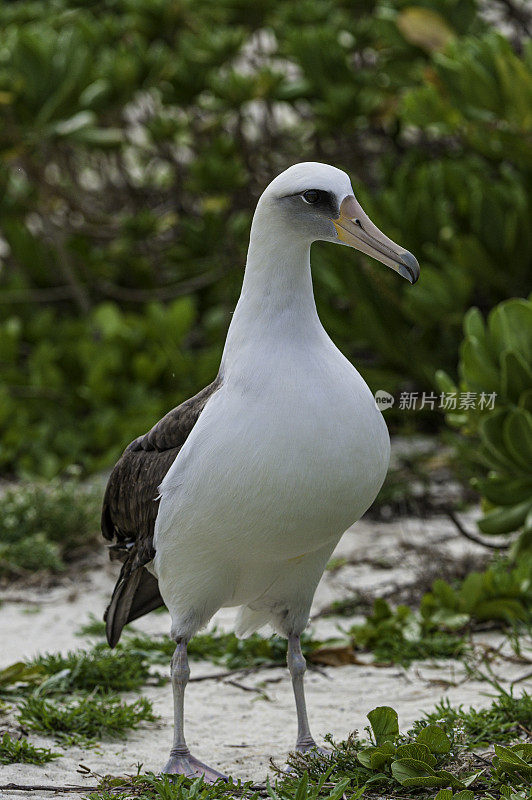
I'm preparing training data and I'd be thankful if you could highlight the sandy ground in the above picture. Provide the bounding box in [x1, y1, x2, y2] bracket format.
[0, 511, 528, 798]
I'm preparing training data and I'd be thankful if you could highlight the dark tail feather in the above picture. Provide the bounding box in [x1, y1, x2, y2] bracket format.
[105, 564, 164, 647]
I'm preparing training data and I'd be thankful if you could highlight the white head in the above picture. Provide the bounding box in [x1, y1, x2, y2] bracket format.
[254, 162, 419, 283]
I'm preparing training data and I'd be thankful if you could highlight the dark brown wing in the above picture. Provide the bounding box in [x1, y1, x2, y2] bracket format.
[102, 376, 221, 647]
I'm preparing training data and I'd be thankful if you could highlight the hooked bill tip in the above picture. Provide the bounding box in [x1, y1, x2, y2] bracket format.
[399, 251, 420, 284]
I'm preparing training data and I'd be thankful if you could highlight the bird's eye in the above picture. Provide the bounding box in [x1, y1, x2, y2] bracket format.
[354, 218, 362, 227]
[302, 190, 320, 204]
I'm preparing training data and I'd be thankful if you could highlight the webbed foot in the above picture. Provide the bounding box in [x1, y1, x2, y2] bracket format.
[285, 739, 330, 772]
[296, 738, 329, 757]
[162, 747, 228, 783]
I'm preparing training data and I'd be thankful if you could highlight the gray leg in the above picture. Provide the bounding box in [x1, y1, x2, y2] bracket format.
[287, 634, 326, 755]
[162, 639, 228, 782]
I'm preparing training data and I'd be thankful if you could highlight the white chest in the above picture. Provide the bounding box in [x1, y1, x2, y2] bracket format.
[159, 344, 390, 558]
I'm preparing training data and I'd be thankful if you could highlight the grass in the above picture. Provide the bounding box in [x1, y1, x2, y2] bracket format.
[85, 773, 259, 800]
[17, 692, 156, 744]
[0, 645, 156, 697]
[32, 643, 154, 693]
[0, 730, 60, 764]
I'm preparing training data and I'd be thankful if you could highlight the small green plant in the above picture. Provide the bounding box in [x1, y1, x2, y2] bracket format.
[0, 731, 59, 764]
[0, 644, 159, 697]
[420, 555, 532, 630]
[32, 644, 154, 693]
[280, 707, 483, 798]
[17, 692, 155, 744]
[356, 707, 483, 791]
[492, 743, 532, 784]
[437, 298, 532, 553]
[416, 690, 532, 748]
[348, 598, 466, 666]
[0, 472, 101, 575]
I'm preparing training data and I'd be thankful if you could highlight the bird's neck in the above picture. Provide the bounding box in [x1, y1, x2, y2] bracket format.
[221, 222, 323, 376]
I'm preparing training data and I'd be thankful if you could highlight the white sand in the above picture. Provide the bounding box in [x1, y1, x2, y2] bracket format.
[0, 512, 527, 798]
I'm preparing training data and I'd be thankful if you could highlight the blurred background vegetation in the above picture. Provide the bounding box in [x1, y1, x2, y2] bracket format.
[0, 0, 530, 495]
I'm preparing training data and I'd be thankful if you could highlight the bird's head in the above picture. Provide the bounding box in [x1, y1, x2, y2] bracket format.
[258, 162, 419, 284]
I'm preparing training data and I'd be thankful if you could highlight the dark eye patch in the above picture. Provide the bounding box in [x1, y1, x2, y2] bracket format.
[279, 188, 339, 218]
[300, 189, 338, 217]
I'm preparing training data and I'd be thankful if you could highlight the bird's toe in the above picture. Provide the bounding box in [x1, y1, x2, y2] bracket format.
[162, 751, 229, 784]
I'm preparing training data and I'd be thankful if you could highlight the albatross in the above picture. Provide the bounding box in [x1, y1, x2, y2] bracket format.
[101, 162, 419, 781]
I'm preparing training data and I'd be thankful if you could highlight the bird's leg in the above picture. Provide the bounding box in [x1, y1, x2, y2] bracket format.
[162, 638, 228, 783]
[287, 633, 327, 755]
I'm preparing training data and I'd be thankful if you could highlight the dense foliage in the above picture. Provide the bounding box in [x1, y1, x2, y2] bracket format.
[438, 298, 532, 552]
[0, 0, 530, 476]
[0, 471, 101, 574]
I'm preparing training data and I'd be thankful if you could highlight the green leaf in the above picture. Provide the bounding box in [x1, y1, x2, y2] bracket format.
[396, 8, 455, 53]
[480, 411, 522, 473]
[357, 744, 395, 770]
[0, 661, 45, 689]
[478, 499, 532, 535]
[391, 758, 448, 788]
[325, 779, 351, 800]
[494, 744, 528, 764]
[415, 724, 452, 754]
[396, 742, 436, 765]
[435, 369, 457, 395]
[501, 351, 532, 404]
[489, 300, 532, 365]
[519, 389, 532, 414]
[431, 579, 460, 610]
[460, 336, 500, 393]
[463, 307, 485, 340]
[473, 598, 526, 622]
[493, 742, 532, 777]
[474, 475, 532, 506]
[503, 408, 532, 473]
[294, 770, 308, 800]
[367, 706, 399, 745]
[52, 110, 96, 137]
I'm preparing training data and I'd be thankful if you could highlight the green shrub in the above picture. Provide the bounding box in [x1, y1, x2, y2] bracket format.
[0, 299, 216, 476]
[0, 472, 101, 574]
[437, 298, 532, 552]
[0, 0, 530, 475]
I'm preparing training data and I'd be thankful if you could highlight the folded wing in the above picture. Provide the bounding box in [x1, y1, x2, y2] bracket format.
[101, 377, 221, 646]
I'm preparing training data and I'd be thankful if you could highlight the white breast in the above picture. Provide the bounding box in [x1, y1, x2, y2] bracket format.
[157, 339, 389, 562]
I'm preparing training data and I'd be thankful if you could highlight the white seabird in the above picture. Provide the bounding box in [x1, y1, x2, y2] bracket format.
[101, 161, 420, 781]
